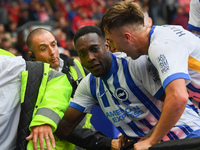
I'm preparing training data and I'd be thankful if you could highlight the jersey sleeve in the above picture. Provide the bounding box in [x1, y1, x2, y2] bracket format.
[69, 74, 97, 113]
[148, 40, 190, 89]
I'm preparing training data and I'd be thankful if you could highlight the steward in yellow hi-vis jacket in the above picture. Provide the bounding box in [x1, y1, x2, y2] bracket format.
[16, 56, 72, 149]
[26, 62, 72, 150]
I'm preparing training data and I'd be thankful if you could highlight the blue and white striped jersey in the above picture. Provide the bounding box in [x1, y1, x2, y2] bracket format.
[149, 25, 200, 109]
[70, 53, 200, 141]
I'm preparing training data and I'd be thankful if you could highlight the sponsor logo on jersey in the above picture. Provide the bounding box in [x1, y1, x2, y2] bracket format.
[156, 54, 170, 74]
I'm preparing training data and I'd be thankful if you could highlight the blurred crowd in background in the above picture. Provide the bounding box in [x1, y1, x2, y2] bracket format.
[0, 0, 191, 61]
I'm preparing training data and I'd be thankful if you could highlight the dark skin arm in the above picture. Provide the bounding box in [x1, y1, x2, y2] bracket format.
[55, 106, 86, 138]
[55, 106, 121, 150]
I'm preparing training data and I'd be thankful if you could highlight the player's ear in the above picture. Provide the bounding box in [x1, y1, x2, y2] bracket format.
[124, 32, 131, 43]
[105, 40, 110, 51]
[28, 51, 36, 61]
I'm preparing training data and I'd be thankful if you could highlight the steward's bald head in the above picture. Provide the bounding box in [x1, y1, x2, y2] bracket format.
[27, 28, 53, 52]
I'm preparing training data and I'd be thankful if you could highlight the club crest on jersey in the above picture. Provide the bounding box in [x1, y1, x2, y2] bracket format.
[114, 88, 129, 101]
